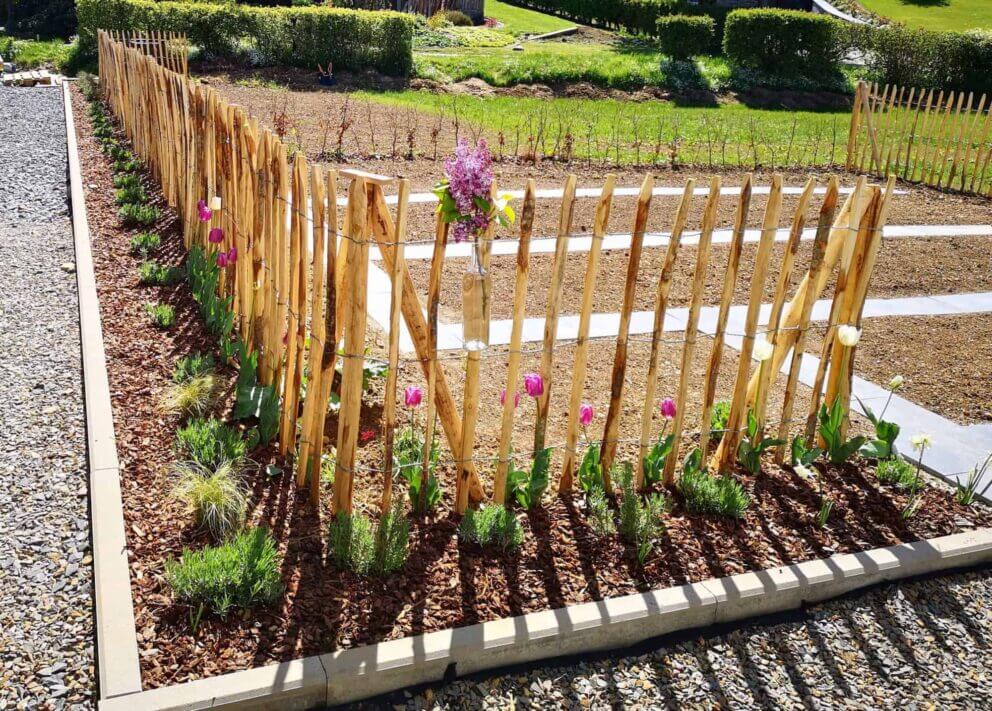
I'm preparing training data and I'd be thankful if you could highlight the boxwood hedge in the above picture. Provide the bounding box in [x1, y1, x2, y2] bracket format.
[656, 14, 715, 59]
[76, 0, 414, 75]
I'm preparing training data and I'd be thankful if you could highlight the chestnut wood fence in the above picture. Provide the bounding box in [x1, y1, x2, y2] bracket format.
[98, 30, 892, 517]
[847, 79, 992, 196]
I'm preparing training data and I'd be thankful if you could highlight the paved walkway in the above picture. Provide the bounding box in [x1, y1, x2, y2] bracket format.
[395, 567, 992, 710]
[0, 86, 94, 709]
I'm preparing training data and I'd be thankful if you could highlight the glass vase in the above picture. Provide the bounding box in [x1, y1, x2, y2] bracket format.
[461, 239, 490, 352]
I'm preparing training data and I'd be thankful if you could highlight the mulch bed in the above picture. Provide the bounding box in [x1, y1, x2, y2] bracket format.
[71, 83, 992, 691]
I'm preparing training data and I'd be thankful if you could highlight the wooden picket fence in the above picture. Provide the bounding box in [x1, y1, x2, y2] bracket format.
[98, 30, 893, 517]
[847, 80, 992, 196]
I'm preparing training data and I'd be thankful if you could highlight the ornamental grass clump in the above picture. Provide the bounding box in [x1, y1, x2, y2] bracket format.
[166, 527, 282, 627]
[172, 460, 247, 541]
[177, 417, 249, 470]
[458, 504, 524, 551]
[956, 453, 992, 506]
[677, 449, 751, 519]
[160, 373, 219, 419]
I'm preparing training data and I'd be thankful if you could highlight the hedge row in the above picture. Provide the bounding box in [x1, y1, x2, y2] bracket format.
[656, 15, 714, 60]
[76, 0, 415, 75]
[502, 0, 680, 36]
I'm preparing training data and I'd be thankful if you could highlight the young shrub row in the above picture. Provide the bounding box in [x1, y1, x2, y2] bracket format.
[76, 0, 415, 75]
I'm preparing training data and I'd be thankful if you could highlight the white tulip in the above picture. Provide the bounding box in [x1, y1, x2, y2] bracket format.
[752, 338, 774, 362]
[210, 195, 222, 211]
[911, 433, 932, 451]
[837, 325, 861, 347]
[888, 374, 904, 390]
[794, 464, 815, 480]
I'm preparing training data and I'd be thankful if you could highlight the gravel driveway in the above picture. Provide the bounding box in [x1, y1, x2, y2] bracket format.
[0, 85, 94, 709]
[392, 567, 992, 710]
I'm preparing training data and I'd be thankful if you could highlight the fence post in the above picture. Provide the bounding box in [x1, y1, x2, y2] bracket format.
[846, 80, 865, 171]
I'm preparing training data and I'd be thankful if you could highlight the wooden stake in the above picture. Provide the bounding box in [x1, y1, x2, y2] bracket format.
[846, 82, 865, 171]
[940, 91, 972, 188]
[420, 212, 447, 513]
[903, 88, 933, 181]
[953, 93, 986, 191]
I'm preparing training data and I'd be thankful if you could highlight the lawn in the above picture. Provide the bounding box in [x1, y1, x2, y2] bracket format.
[858, 0, 992, 32]
[486, 0, 576, 35]
[357, 89, 851, 167]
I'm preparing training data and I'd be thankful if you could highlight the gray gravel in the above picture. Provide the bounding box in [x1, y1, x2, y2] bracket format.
[0, 86, 94, 708]
[395, 567, 992, 710]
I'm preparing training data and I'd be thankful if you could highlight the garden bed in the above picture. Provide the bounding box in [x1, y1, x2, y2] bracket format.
[71, 81, 992, 692]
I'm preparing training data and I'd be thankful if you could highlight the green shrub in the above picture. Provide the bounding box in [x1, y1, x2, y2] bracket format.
[138, 260, 183, 286]
[76, 0, 415, 75]
[677, 449, 750, 519]
[875, 457, 918, 490]
[723, 9, 849, 80]
[166, 527, 282, 620]
[709, 400, 730, 442]
[5, 0, 76, 39]
[130, 231, 160, 257]
[617, 463, 669, 564]
[172, 460, 247, 540]
[116, 185, 148, 206]
[145, 302, 175, 329]
[114, 172, 142, 190]
[328, 499, 410, 576]
[176, 417, 249, 469]
[501, 0, 679, 36]
[174, 351, 216, 383]
[113, 158, 141, 174]
[458, 504, 524, 551]
[656, 14, 714, 59]
[586, 487, 616, 536]
[119, 203, 159, 226]
[431, 9, 473, 27]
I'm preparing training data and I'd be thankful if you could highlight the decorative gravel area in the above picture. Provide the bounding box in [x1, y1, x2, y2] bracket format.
[393, 566, 992, 710]
[0, 86, 94, 708]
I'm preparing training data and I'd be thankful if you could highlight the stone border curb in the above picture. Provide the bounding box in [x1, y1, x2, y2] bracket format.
[97, 528, 992, 710]
[64, 80, 143, 700]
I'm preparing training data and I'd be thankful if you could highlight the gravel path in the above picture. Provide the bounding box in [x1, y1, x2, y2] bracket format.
[0, 86, 94, 708]
[393, 567, 992, 710]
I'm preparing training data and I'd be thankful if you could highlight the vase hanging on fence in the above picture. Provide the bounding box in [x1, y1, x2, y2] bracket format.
[462, 238, 490, 352]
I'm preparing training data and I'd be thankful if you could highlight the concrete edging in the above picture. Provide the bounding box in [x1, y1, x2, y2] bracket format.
[96, 527, 992, 710]
[64, 79, 143, 699]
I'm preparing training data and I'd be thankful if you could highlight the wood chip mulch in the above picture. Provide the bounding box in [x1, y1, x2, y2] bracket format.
[70, 84, 992, 690]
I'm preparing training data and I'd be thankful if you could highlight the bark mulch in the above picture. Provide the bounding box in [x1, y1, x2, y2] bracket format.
[71, 84, 992, 691]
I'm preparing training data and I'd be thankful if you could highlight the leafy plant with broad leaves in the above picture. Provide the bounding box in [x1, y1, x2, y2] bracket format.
[817, 397, 866, 464]
[393, 426, 441, 515]
[856, 396, 900, 460]
[790, 435, 823, 467]
[642, 429, 674, 485]
[232, 340, 280, 445]
[505, 447, 551, 509]
[577, 443, 604, 493]
[736, 409, 786, 475]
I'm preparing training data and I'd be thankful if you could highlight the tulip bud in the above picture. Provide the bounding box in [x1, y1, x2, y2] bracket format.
[752, 338, 774, 362]
[837, 325, 861, 347]
[578, 403, 594, 427]
[210, 196, 222, 211]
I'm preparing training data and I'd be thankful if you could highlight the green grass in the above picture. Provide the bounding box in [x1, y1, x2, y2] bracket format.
[859, 0, 992, 32]
[1, 35, 75, 70]
[358, 89, 851, 167]
[486, 0, 576, 35]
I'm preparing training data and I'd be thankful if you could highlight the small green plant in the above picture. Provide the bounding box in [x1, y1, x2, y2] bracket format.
[577, 443, 604, 493]
[320, 451, 336, 485]
[617, 463, 669, 564]
[790, 435, 823, 467]
[677, 448, 751, 519]
[174, 352, 216, 383]
[166, 527, 282, 627]
[231, 341, 280, 445]
[176, 417, 249, 470]
[586, 487, 616, 536]
[817, 397, 866, 464]
[119, 202, 160, 226]
[875, 457, 918, 489]
[145, 302, 175, 329]
[458, 504, 524, 551]
[504, 447, 551, 510]
[130, 231, 161, 257]
[642, 422, 675, 486]
[955, 453, 992, 506]
[736, 409, 786, 475]
[109, 145, 134, 162]
[857, 395, 900, 460]
[113, 158, 141, 174]
[116, 185, 148, 206]
[710, 400, 731, 442]
[138, 260, 183, 286]
[901, 434, 932, 519]
[815, 498, 834, 528]
[392, 411, 442, 515]
[328, 500, 410, 576]
[160, 373, 219, 418]
[172, 460, 248, 540]
[113, 172, 142, 190]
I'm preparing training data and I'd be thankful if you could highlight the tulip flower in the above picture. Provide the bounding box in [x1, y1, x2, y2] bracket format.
[579, 403, 594, 427]
[660, 397, 677, 420]
[837, 325, 861, 347]
[888, 374, 904, 391]
[500, 389, 521, 408]
[523, 372, 544, 398]
[216, 251, 229, 268]
[227, 246, 237, 264]
[404, 385, 423, 408]
[210, 196, 222, 211]
[208, 227, 224, 244]
[197, 199, 212, 222]
[752, 338, 774, 362]
[910, 433, 931, 452]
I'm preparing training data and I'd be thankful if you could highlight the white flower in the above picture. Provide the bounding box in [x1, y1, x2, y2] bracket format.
[794, 464, 815, 480]
[837, 325, 861, 347]
[911, 433, 932, 451]
[752, 338, 774, 362]
[888, 374, 904, 390]
[210, 195, 222, 211]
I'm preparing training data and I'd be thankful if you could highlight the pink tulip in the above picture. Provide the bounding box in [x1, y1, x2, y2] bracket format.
[216, 251, 229, 268]
[660, 397, 677, 420]
[579, 403, 594, 427]
[208, 227, 224, 244]
[500, 389, 521, 408]
[404, 385, 423, 408]
[227, 246, 237, 264]
[523, 372, 544, 398]
[197, 199, 212, 222]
